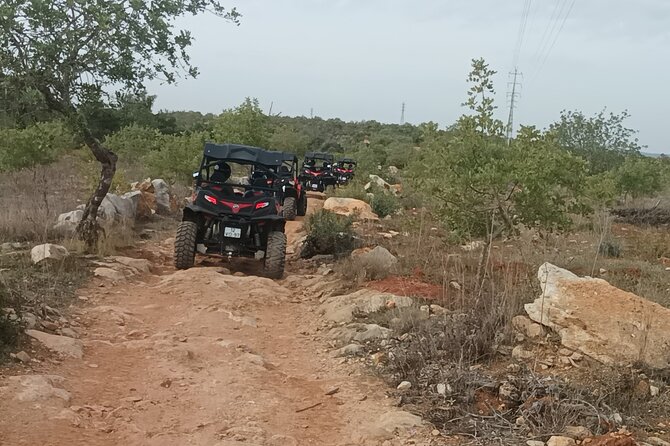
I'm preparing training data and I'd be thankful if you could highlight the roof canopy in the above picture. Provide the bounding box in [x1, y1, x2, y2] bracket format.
[304, 151, 334, 161]
[203, 143, 285, 166]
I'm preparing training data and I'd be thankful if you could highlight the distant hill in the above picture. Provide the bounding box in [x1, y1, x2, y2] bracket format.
[642, 151, 667, 158]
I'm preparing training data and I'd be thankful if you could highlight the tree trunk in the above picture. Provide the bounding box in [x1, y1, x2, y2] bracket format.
[36, 88, 118, 249]
[76, 132, 118, 250]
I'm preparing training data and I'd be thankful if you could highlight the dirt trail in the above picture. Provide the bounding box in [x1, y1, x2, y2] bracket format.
[0, 198, 426, 446]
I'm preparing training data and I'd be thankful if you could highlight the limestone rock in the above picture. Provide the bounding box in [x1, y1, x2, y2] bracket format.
[353, 246, 398, 274]
[151, 179, 171, 215]
[546, 436, 576, 446]
[6, 375, 71, 403]
[323, 197, 378, 221]
[527, 263, 670, 368]
[31, 244, 69, 264]
[512, 315, 546, 339]
[328, 323, 392, 345]
[26, 330, 83, 358]
[320, 288, 412, 324]
[53, 210, 83, 234]
[94, 267, 126, 282]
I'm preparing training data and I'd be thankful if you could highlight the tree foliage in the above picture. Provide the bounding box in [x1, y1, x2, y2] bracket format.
[0, 0, 239, 246]
[410, 58, 586, 238]
[212, 98, 269, 147]
[550, 109, 642, 174]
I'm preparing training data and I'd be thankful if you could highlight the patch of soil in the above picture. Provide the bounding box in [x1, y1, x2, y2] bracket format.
[366, 275, 444, 299]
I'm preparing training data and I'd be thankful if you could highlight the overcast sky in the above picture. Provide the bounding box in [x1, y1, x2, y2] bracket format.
[147, 0, 669, 153]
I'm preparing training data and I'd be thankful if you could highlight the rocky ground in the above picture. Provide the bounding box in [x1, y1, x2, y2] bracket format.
[3, 189, 670, 446]
[0, 197, 433, 446]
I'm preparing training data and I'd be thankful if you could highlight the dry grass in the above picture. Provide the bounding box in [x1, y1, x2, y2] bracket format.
[344, 208, 670, 442]
[0, 157, 88, 243]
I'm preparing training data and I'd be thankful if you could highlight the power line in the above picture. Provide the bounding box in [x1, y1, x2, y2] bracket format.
[533, 0, 568, 66]
[512, 0, 533, 68]
[533, 0, 576, 81]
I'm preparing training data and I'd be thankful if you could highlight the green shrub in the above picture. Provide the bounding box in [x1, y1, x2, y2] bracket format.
[104, 124, 162, 161]
[143, 131, 209, 183]
[301, 210, 356, 258]
[369, 190, 400, 218]
[0, 121, 75, 171]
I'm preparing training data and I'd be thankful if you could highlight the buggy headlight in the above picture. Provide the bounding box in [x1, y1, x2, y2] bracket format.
[255, 201, 270, 209]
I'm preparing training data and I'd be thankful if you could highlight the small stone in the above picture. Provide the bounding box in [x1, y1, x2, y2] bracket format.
[647, 437, 670, 446]
[431, 429, 440, 437]
[527, 441, 545, 446]
[60, 328, 79, 339]
[233, 272, 245, 277]
[430, 304, 446, 315]
[397, 381, 412, 391]
[512, 345, 534, 361]
[516, 416, 526, 426]
[41, 320, 59, 331]
[13, 351, 31, 363]
[499, 381, 518, 400]
[449, 281, 462, 291]
[599, 268, 607, 274]
[650, 385, 660, 397]
[547, 436, 576, 446]
[507, 363, 521, 373]
[558, 348, 573, 356]
[570, 352, 583, 361]
[563, 425, 592, 440]
[419, 305, 430, 319]
[512, 315, 546, 339]
[436, 383, 447, 395]
[612, 413, 623, 424]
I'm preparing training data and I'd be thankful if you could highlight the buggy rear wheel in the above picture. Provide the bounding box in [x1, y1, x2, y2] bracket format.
[263, 231, 286, 279]
[174, 221, 198, 270]
[297, 194, 307, 216]
[283, 197, 297, 221]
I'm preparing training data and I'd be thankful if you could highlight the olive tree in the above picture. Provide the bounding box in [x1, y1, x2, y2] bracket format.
[0, 0, 239, 247]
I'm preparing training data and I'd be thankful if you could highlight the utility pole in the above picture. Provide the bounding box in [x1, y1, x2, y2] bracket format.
[506, 68, 522, 144]
[400, 102, 405, 124]
[310, 107, 313, 119]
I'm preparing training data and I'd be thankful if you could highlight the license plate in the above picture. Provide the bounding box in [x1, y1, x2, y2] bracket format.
[224, 227, 241, 238]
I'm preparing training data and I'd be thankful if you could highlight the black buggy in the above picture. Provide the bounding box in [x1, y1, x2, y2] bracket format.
[333, 158, 357, 185]
[299, 151, 336, 192]
[174, 143, 287, 278]
[261, 152, 307, 220]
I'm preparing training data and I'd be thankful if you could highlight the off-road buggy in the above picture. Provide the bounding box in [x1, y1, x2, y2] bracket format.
[299, 151, 336, 192]
[333, 158, 357, 185]
[174, 143, 287, 279]
[258, 152, 307, 220]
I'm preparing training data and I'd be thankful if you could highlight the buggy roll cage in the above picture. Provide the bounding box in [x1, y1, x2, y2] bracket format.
[195, 143, 285, 193]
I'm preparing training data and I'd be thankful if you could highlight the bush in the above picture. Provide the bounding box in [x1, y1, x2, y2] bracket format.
[104, 124, 162, 161]
[0, 121, 75, 171]
[301, 210, 356, 258]
[143, 131, 209, 183]
[370, 190, 400, 218]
